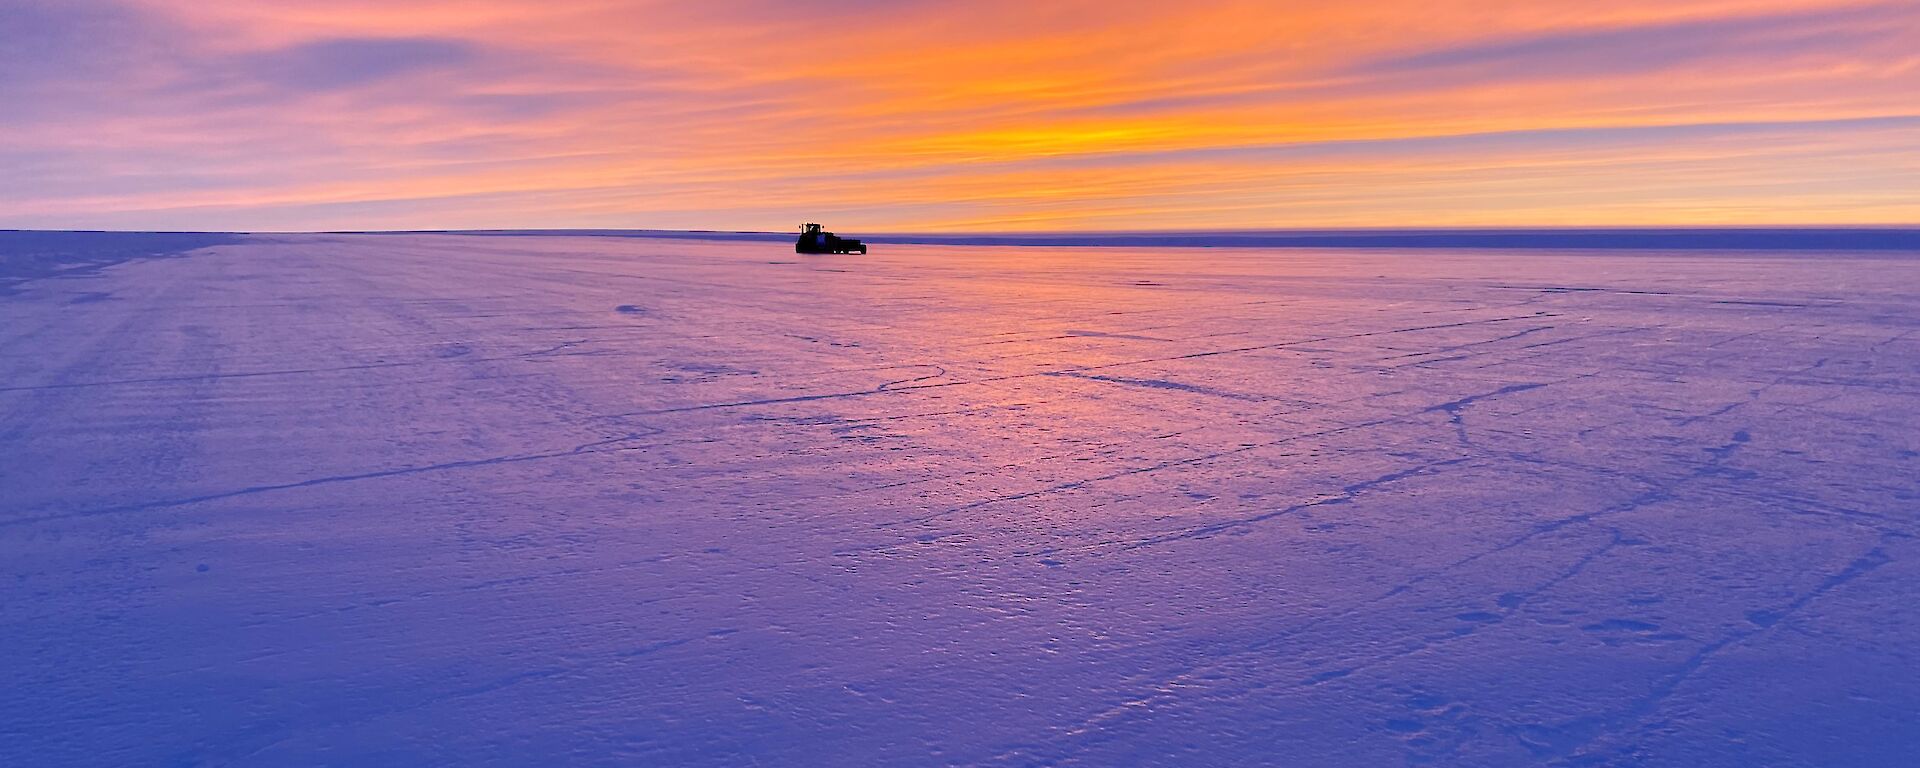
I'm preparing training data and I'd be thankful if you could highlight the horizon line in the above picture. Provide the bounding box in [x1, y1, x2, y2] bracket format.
[8, 226, 1920, 251]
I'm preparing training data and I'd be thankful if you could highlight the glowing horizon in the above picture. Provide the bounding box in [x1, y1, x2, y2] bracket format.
[5, 0, 1919, 232]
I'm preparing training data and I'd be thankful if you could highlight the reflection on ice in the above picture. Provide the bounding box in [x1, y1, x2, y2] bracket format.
[3, 233, 1917, 766]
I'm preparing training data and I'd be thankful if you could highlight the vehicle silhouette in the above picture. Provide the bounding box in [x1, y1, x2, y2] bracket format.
[796, 223, 867, 254]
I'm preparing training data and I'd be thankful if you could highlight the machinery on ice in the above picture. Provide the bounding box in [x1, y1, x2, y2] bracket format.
[796, 223, 867, 254]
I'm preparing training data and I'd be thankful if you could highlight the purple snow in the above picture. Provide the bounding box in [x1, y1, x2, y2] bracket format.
[2, 232, 1917, 766]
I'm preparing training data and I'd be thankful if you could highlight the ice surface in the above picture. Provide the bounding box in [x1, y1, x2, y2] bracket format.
[2, 233, 1917, 766]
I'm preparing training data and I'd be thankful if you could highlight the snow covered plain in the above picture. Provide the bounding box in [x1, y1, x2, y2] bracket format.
[3, 232, 1917, 766]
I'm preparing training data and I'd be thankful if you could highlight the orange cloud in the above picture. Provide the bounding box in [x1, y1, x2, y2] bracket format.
[4, 0, 1917, 230]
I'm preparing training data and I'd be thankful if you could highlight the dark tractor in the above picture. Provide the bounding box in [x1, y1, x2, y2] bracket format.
[796, 223, 867, 254]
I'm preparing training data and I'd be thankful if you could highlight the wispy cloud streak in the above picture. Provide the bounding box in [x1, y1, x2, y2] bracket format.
[3, 0, 1917, 230]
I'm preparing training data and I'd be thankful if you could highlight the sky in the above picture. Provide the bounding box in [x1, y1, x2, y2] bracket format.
[4, 0, 1918, 232]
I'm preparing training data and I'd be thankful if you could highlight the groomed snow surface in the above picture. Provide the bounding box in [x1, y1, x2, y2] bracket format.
[3, 233, 1917, 766]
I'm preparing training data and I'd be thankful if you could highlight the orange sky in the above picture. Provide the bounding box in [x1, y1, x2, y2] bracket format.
[4, 0, 1918, 231]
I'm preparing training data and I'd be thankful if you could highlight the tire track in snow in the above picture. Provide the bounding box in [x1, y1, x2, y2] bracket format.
[2, 430, 664, 527]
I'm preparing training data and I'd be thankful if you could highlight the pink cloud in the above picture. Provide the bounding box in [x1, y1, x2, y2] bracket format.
[4, 0, 1918, 230]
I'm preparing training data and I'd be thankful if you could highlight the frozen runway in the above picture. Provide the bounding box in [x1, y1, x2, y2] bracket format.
[3, 233, 1918, 766]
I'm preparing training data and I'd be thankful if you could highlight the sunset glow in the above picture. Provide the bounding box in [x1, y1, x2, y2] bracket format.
[6, 0, 1919, 231]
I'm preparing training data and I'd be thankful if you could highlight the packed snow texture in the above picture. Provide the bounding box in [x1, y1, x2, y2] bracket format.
[3, 233, 1917, 766]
